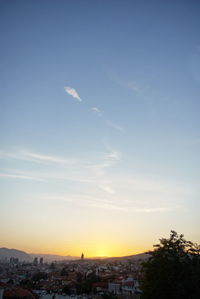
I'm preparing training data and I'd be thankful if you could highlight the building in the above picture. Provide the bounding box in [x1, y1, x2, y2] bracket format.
[33, 257, 38, 265]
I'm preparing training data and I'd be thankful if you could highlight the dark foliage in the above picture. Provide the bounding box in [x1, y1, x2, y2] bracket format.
[60, 267, 68, 276]
[20, 279, 34, 289]
[102, 294, 117, 299]
[75, 271, 99, 294]
[62, 285, 71, 295]
[141, 231, 200, 299]
[32, 271, 48, 282]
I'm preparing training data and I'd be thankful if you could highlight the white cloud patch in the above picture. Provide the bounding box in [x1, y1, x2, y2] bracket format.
[64, 86, 82, 101]
[105, 150, 121, 161]
[98, 185, 115, 194]
[91, 107, 102, 116]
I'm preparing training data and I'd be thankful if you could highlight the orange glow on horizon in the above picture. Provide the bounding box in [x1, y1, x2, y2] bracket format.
[0, 228, 153, 258]
[25, 243, 150, 258]
[1, 241, 149, 258]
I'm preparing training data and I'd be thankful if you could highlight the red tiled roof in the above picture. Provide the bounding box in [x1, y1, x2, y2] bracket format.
[4, 286, 35, 298]
[122, 281, 134, 287]
[92, 282, 108, 288]
[111, 280, 122, 285]
[0, 282, 7, 288]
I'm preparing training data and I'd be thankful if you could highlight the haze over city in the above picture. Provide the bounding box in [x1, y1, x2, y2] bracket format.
[0, 0, 200, 258]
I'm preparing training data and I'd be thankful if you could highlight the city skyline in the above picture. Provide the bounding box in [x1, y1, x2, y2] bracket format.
[0, 0, 200, 257]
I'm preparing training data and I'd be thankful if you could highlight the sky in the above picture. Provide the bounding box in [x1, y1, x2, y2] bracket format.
[0, 0, 200, 257]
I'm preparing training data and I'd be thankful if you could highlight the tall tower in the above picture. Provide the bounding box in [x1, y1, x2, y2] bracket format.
[33, 257, 38, 265]
[81, 253, 84, 260]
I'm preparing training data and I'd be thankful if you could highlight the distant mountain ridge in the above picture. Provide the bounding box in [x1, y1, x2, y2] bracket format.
[0, 247, 31, 261]
[0, 248, 79, 262]
[101, 252, 149, 261]
[29, 253, 79, 262]
[0, 247, 149, 262]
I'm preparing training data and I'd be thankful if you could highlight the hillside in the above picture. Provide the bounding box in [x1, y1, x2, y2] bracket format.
[102, 252, 150, 261]
[0, 247, 149, 263]
[29, 253, 79, 262]
[0, 248, 31, 261]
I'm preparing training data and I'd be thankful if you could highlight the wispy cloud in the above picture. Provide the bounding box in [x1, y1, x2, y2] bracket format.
[91, 107, 102, 116]
[106, 69, 140, 93]
[90, 202, 126, 211]
[63, 83, 126, 137]
[121, 81, 140, 92]
[106, 120, 125, 133]
[89, 148, 121, 176]
[22, 151, 77, 165]
[0, 147, 121, 187]
[0, 173, 45, 182]
[64, 86, 82, 101]
[98, 185, 115, 194]
[33, 189, 180, 213]
[105, 150, 121, 161]
[134, 207, 172, 213]
[0, 150, 77, 165]
[89, 202, 172, 213]
[1, 147, 193, 215]
[103, 142, 122, 161]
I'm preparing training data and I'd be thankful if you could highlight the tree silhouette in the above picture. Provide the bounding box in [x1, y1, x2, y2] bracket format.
[141, 230, 200, 299]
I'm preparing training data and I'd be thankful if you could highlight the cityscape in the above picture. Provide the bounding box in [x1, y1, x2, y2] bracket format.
[1, 230, 200, 298]
[0, 249, 144, 299]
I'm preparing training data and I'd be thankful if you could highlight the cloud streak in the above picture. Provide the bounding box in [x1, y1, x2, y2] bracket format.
[91, 107, 102, 116]
[98, 185, 115, 194]
[0, 173, 45, 182]
[1, 147, 193, 215]
[22, 151, 77, 165]
[64, 86, 82, 101]
[0, 150, 77, 165]
[106, 69, 140, 93]
[63, 84, 125, 137]
[34, 192, 177, 213]
[106, 120, 125, 133]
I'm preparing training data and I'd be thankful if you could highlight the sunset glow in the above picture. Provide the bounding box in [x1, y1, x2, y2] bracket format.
[0, 0, 200, 258]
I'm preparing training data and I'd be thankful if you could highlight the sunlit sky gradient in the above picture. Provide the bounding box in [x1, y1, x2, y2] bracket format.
[0, 0, 200, 257]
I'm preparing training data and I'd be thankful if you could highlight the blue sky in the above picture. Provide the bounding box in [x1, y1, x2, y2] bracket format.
[0, 0, 200, 256]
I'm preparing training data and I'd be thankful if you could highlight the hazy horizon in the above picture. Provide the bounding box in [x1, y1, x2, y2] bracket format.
[1, 0, 200, 257]
[1, 246, 149, 260]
